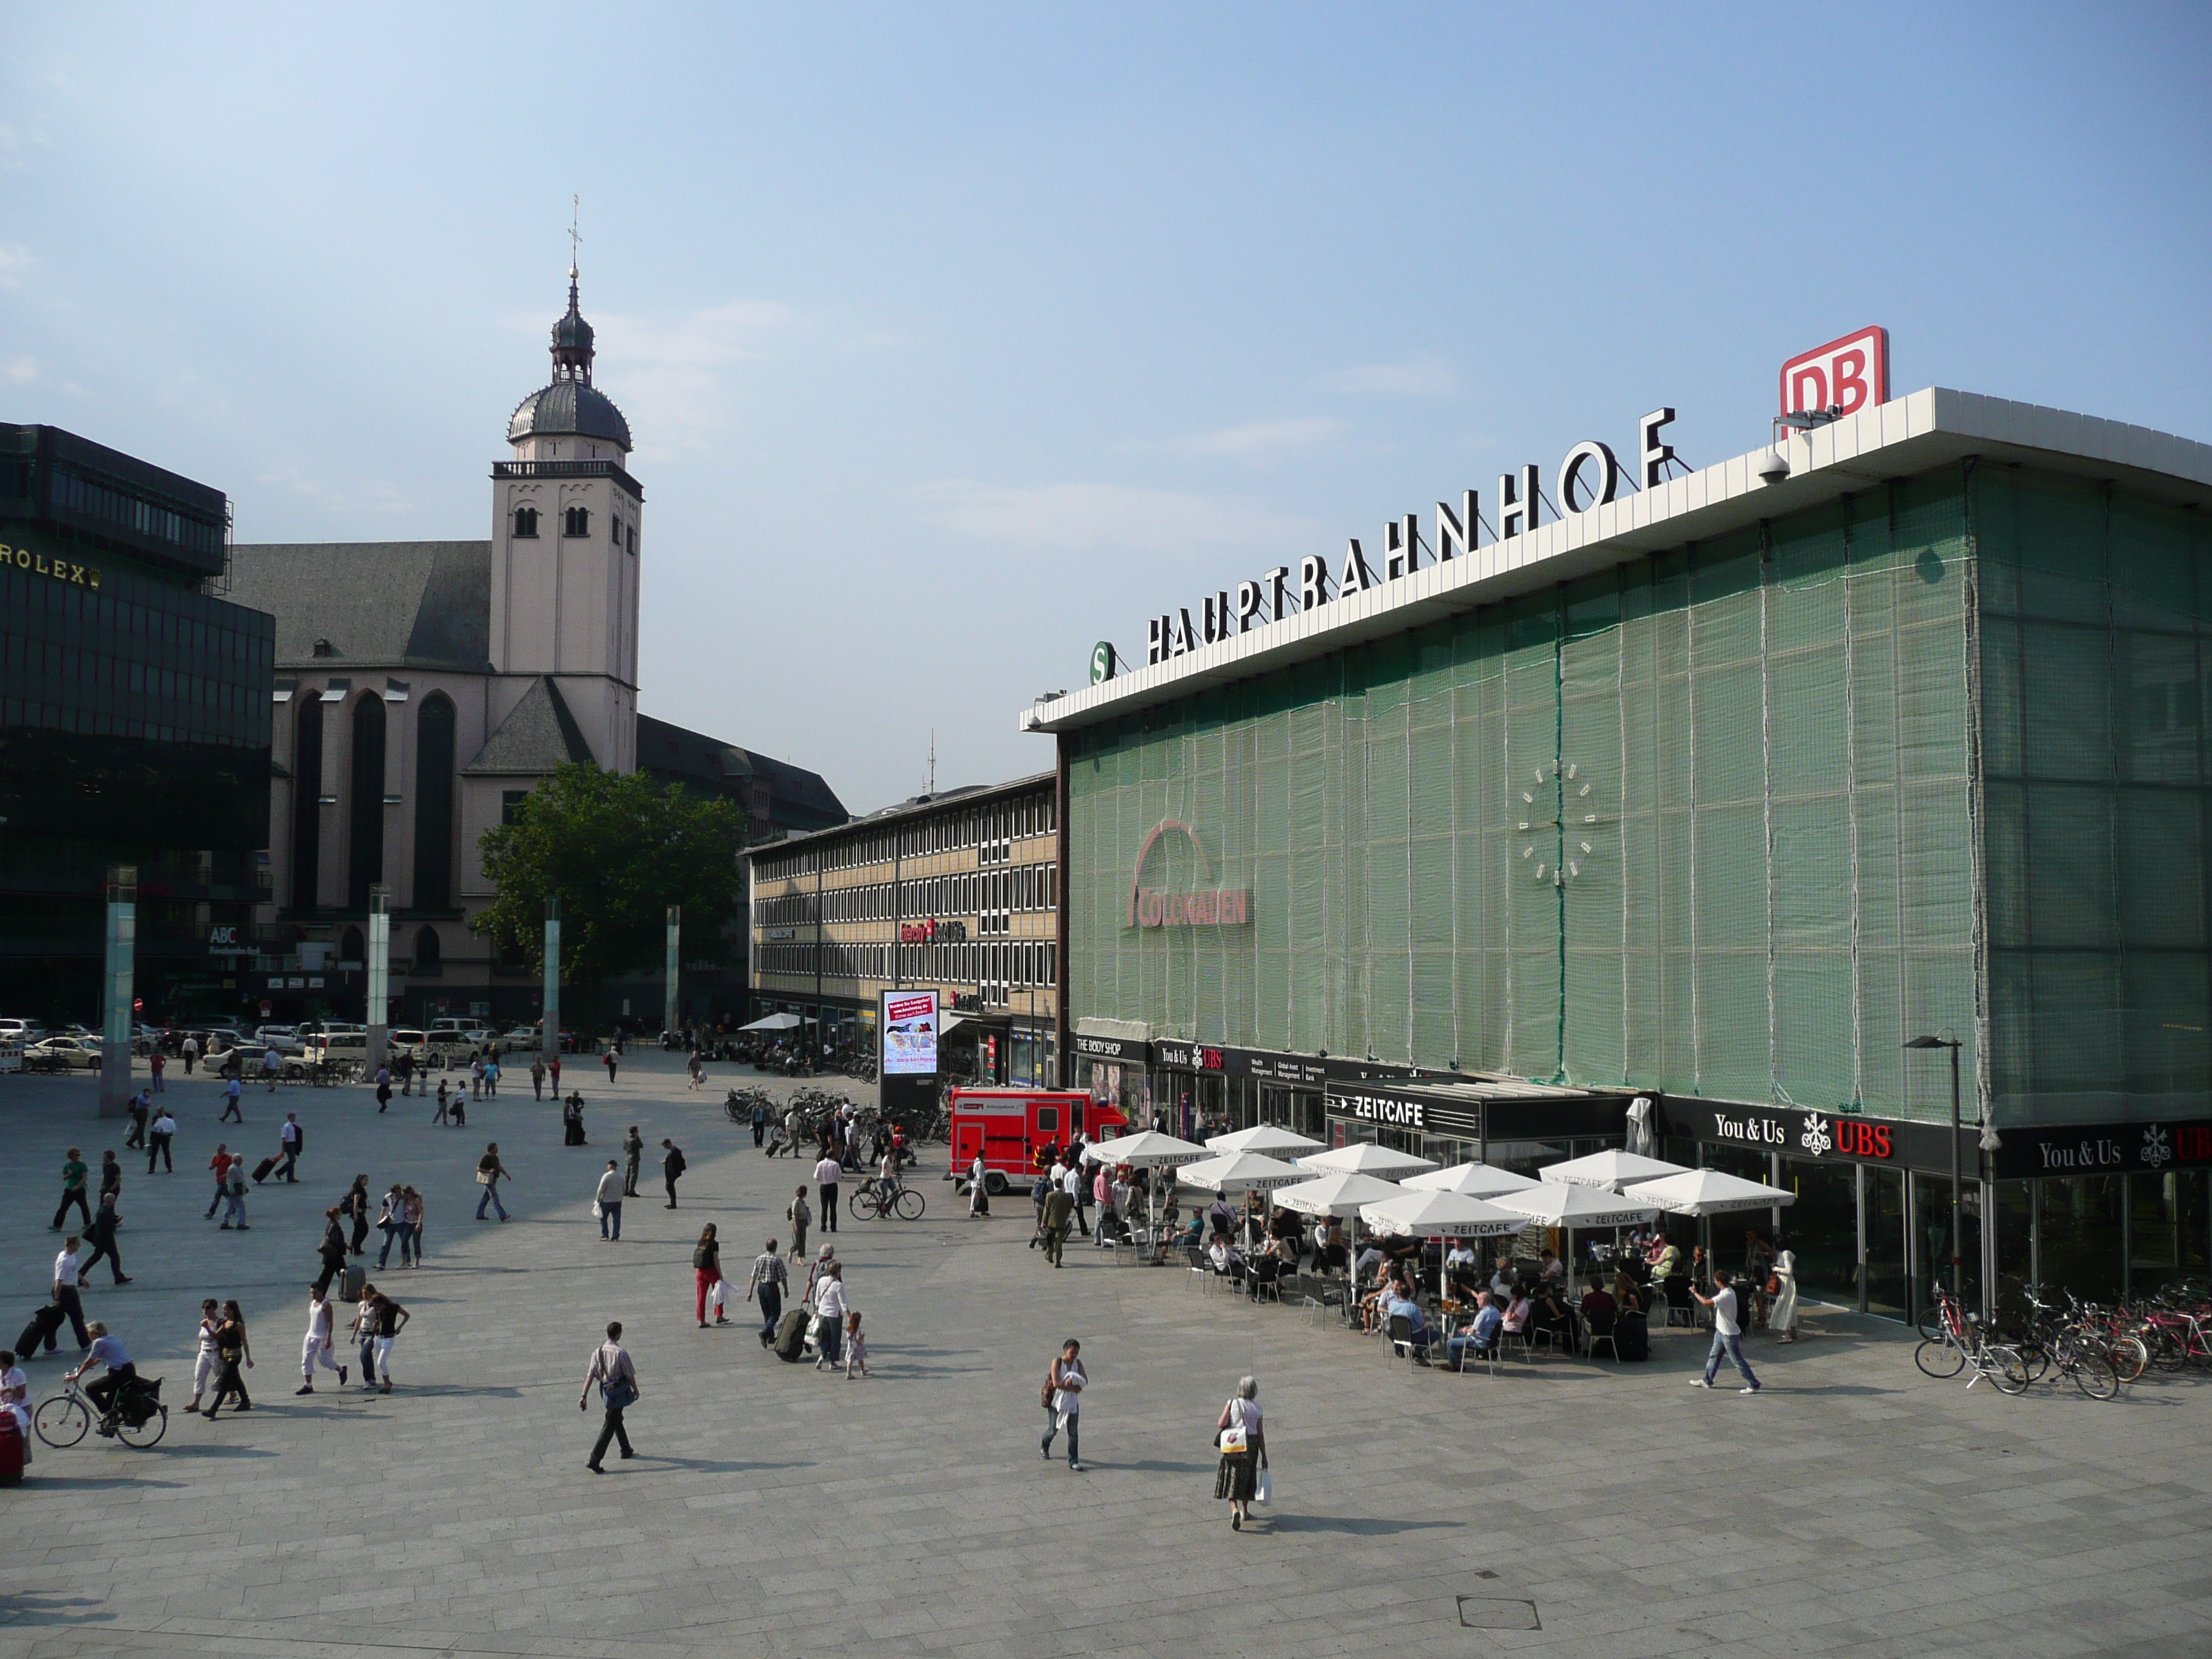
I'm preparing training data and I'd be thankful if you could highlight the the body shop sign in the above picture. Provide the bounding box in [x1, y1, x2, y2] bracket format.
[1127, 821, 1251, 930]
[880, 989, 939, 1077]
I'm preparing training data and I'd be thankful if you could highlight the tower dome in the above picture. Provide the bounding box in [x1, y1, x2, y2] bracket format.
[508, 265, 632, 451]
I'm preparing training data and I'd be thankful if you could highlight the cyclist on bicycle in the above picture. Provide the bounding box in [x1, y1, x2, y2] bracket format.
[64, 1321, 138, 1434]
[868, 1146, 902, 1210]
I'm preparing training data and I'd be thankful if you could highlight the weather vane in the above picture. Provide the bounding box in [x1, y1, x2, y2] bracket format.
[569, 193, 582, 276]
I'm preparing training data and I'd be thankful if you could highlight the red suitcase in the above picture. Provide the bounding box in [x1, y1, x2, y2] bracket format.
[252, 1156, 278, 1184]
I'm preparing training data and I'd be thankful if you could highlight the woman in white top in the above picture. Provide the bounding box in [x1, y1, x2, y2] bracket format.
[1213, 1375, 1267, 1529]
[811, 1263, 847, 1371]
[968, 1154, 989, 1218]
[1040, 1338, 1086, 1470]
[1, 1348, 30, 1464]
[186, 1298, 222, 1412]
[1769, 1248, 1801, 1341]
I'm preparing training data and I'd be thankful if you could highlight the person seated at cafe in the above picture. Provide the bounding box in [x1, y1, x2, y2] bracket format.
[1537, 1249, 1565, 1288]
[1611, 1267, 1645, 1314]
[1646, 1235, 1682, 1281]
[1489, 1256, 1516, 1300]
[1206, 1236, 1246, 1281]
[1358, 1265, 1413, 1334]
[1383, 1286, 1433, 1364]
[1444, 1240, 1480, 1295]
[1206, 1197, 1237, 1240]
[1318, 1220, 1350, 1274]
[1580, 1276, 1618, 1324]
[1501, 1287, 1532, 1336]
[1530, 1283, 1575, 1348]
[1381, 1230, 1424, 1267]
[1447, 1290, 1506, 1370]
[1172, 1208, 1205, 1252]
[1353, 1243, 1386, 1285]
[1689, 1244, 1711, 1291]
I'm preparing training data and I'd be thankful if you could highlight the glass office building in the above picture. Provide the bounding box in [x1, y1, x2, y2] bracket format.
[1029, 390, 2212, 1316]
[0, 424, 274, 1020]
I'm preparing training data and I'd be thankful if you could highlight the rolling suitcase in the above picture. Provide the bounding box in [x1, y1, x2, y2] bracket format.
[773, 1308, 809, 1363]
[14, 1302, 65, 1357]
[251, 1156, 278, 1184]
[339, 1266, 367, 1302]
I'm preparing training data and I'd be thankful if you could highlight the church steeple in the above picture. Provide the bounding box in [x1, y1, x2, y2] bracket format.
[550, 264, 595, 385]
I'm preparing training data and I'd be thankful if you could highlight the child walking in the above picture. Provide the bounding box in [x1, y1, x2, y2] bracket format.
[843, 1309, 869, 1379]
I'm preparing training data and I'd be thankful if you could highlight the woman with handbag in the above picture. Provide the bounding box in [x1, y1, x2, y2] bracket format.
[204, 1300, 254, 1418]
[1038, 1339, 1085, 1471]
[1213, 1375, 1267, 1530]
[580, 1320, 639, 1473]
[1768, 1247, 1801, 1342]
[693, 1223, 726, 1328]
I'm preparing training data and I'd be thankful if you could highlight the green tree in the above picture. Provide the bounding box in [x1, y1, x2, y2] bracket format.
[473, 763, 747, 994]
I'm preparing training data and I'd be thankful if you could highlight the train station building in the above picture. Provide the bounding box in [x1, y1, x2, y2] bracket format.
[1025, 386, 2212, 1317]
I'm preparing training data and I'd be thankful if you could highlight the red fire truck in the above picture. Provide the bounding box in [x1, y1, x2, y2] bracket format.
[949, 1088, 1130, 1194]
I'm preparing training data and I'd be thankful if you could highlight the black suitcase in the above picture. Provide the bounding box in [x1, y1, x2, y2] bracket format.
[1614, 1310, 1651, 1362]
[773, 1308, 809, 1363]
[251, 1156, 278, 1184]
[14, 1303, 65, 1355]
[339, 1266, 367, 1303]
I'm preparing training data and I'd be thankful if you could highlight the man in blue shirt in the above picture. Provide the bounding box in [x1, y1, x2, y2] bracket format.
[1448, 1291, 1505, 1371]
[65, 1321, 136, 1431]
[1383, 1289, 1432, 1364]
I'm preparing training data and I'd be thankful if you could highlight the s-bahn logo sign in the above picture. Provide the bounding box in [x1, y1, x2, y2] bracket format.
[1126, 820, 1251, 930]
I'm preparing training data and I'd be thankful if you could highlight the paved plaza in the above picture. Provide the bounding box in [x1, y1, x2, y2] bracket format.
[2, 1051, 2208, 1659]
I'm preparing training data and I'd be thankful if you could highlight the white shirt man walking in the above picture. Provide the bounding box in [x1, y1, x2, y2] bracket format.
[297, 1286, 346, 1394]
[1690, 1269, 1763, 1393]
[813, 1154, 841, 1234]
[594, 1161, 625, 1241]
[580, 1321, 639, 1473]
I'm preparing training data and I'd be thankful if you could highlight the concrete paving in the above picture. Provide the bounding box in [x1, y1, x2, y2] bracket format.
[2, 1050, 2208, 1659]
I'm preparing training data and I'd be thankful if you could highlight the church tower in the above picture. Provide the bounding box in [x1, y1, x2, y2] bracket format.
[487, 258, 642, 773]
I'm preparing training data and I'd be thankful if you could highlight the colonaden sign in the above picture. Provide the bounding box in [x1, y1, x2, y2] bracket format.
[1134, 408, 1679, 667]
[1126, 820, 1251, 930]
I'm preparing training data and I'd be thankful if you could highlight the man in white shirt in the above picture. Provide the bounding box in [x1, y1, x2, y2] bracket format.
[277, 1113, 303, 1182]
[594, 1161, 625, 1241]
[813, 1154, 842, 1234]
[297, 1286, 346, 1394]
[181, 1033, 199, 1075]
[1690, 1269, 1763, 1393]
[146, 1108, 176, 1174]
[51, 1237, 92, 1350]
[1061, 1159, 1091, 1238]
[262, 1046, 283, 1092]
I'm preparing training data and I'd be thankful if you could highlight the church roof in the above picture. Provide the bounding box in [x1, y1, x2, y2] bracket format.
[463, 676, 598, 774]
[636, 713, 848, 832]
[507, 379, 633, 450]
[228, 541, 491, 670]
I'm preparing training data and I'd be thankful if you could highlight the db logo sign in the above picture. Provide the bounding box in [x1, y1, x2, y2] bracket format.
[1780, 325, 1889, 420]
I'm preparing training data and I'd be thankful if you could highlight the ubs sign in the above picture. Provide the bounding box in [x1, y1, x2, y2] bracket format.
[1126, 820, 1251, 930]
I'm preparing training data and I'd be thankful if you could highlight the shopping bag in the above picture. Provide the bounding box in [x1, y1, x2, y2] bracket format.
[1253, 1467, 1272, 1506]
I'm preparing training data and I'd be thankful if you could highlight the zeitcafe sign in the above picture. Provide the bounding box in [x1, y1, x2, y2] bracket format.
[1134, 408, 1679, 666]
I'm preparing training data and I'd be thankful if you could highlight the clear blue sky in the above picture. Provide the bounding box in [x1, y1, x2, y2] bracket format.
[6, 5, 2208, 814]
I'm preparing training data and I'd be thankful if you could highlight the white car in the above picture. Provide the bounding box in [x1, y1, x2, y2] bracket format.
[23, 1035, 102, 1071]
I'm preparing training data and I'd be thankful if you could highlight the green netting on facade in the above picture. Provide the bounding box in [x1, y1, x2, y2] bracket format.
[1069, 470, 1987, 1125]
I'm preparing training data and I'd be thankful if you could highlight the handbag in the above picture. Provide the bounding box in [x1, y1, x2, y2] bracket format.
[601, 1376, 637, 1412]
[1217, 1401, 1249, 1455]
[1253, 1467, 1272, 1506]
[475, 1169, 493, 1185]
[591, 1200, 603, 1220]
[1764, 1273, 1781, 1297]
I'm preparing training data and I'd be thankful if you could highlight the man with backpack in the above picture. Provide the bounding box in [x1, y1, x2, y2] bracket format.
[660, 1139, 687, 1208]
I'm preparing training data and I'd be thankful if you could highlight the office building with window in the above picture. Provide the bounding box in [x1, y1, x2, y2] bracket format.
[0, 423, 273, 1020]
[747, 773, 1060, 1084]
[1027, 387, 2212, 1316]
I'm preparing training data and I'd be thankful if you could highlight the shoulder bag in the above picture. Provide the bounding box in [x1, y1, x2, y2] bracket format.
[1216, 1399, 1249, 1455]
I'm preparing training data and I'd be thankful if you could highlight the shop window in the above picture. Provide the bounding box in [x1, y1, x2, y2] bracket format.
[2037, 1174, 2125, 1302]
[2128, 1168, 2209, 1291]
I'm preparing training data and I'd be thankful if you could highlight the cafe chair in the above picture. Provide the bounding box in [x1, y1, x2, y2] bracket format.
[1246, 1256, 1285, 1304]
[1385, 1312, 1430, 1368]
[1662, 1274, 1696, 1328]
[1583, 1309, 1621, 1363]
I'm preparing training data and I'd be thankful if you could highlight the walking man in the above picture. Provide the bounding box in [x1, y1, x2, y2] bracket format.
[580, 1320, 638, 1473]
[1063, 1156, 1092, 1238]
[148, 1048, 166, 1094]
[746, 1236, 787, 1346]
[601, 1046, 618, 1084]
[1040, 1181, 1076, 1268]
[786, 1187, 811, 1261]
[475, 1143, 511, 1220]
[297, 1285, 346, 1393]
[811, 1262, 846, 1371]
[79, 1193, 132, 1285]
[374, 1064, 393, 1113]
[363, 1289, 408, 1393]
[51, 1236, 93, 1352]
[1040, 1338, 1087, 1471]
[126, 1094, 150, 1147]
[374, 1184, 408, 1268]
[277, 1112, 303, 1182]
[261, 1043, 283, 1093]
[813, 1151, 841, 1234]
[622, 1126, 644, 1197]
[146, 1107, 175, 1173]
[1691, 1269, 1763, 1394]
[750, 1097, 767, 1147]
[343, 1175, 371, 1254]
[350, 1287, 381, 1386]
[531, 1056, 546, 1101]
[181, 1033, 199, 1075]
[661, 1138, 686, 1208]
[51, 1147, 92, 1231]
[204, 1144, 239, 1219]
[219, 1074, 243, 1123]
[313, 1206, 349, 1295]
[595, 1160, 624, 1241]
[397, 1051, 415, 1097]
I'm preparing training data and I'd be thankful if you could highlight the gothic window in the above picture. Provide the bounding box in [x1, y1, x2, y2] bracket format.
[563, 506, 590, 538]
[413, 694, 456, 909]
[513, 506, 539, 538]
[346, 693, 386, 910]
[413, 925, 442, 973]
[609, 513, 621, 544]
[289, 694, 323, 909]
[626, 523, 637, 554]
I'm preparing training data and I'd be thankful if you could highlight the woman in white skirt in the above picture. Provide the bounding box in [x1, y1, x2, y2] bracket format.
[1769, 1248, 1801, 1342]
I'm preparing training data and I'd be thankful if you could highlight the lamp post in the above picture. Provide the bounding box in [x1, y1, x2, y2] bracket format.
[365, 884, 390, 1082]
[664, 905, 681, 1040]
[99, 865, 137, 1119]
[541, 897, 562, 1073]
[1905, 1032, 1964, 1314]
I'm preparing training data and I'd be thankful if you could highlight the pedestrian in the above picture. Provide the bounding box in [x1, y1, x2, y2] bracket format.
[145, 1106, 176, 1173]
[814, 1150, 841, 1234]
[1, 1348, 30, 1465]
[1040, 1338, 1086, 1470]
[602, 1047, 618, 1084]
[374, 1064, 392, 1113]
[1743, 1228, 1777, 1331]
[1064, 1156, 1092, 1238]
[364, 1288, 407, 1393]
[1769, 1248, 1801, 1343]
[277, 1112, 303, 1182]
[204, 1143, 238, 1220]
[661, 1138, 686, 1208]
[580, 1320, 638, 1473]
[433, 1079, 451, 1125]
[220, 1074, 243, 1123]
[204, 1299, 254, 1417]
[374, 1184, 407, 1268]
[968, 1151, 990, 1219]
[148, 1048, 166, 1095]
[401, 1187, 426, 1264]
[549, 1054, 562, 1094]
[1214, 1375, 1267, 1529]
[692, 1223, 724, 1327]
[562, 1094, 587, 1146]
[595, 1160, 624, 1241]
[397, 1051, 415, 1097]
[126, 1094, 150, 1148]
[297, 1285, 346, 1393]
[186, 1298, 222, 1412]
[218, 1162, 250, 1231]
[750, 1097, 767, 1147]
[50, 1147, 92, 1231]
[746, 1236, 787, 1345]
[1029, 1166, 1051, 1247]
[450, 1079, 469, 1127]
[79, 1193, 132, 1285]
[811, 1262, 846, 1372]
[350, 1287, 381, 1387]
[181, 1033, 199, 1075]
[475, 1143, 512, 1221]
[530, 1056, 546, 1101]
[842, 1310, 869, 1379]
[261, 1043, 283, 1093]
[98, 1150, 123, 1208]
[313, 1208, 349, 1297]
[469, 1055, 485, 1098]
[343, 1174, 370, 1254]
[482, 1054, 499, 1097]
[1690, 1269, 1763, 1393]
[686, 1051, 705, 1091]
[50, 1236, 92, 1349]
[622, 1126, 644, 1197]
[786, 1187, 811, 1261]
[1040, 1180, 1076, 1268]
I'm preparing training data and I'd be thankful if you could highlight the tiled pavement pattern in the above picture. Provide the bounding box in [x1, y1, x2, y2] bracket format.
[2, 1052, 2208, 1659]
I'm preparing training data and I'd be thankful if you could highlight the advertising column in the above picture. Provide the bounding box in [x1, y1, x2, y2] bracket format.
[541, 897, 561, 1071]
[365, 884, 390, 1079]
[880, 986, 940, 1127]
[99, 864, 136, 1118]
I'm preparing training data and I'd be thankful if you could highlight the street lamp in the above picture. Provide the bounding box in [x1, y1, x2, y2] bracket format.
[1904, 1032, 1964, 1313]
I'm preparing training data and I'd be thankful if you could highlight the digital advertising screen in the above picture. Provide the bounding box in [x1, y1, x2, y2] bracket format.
[881, 988, 940, 1076]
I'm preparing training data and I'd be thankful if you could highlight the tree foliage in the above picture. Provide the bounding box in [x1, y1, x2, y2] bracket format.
[473, 763, 748, 992]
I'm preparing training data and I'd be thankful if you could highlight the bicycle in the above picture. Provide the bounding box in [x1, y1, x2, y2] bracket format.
[850, 1177, 926, 1221]
[1912, 1287, 2030, 1395]
[34, 1373, 168, 1449]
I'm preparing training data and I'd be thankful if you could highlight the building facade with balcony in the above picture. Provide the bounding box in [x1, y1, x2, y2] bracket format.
[747, 773, 1060, 1084]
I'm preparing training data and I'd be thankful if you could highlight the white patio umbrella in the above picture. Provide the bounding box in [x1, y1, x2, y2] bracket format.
[1297, 1142, 1439, 1180]
[1540, 1148, 1690, 1192]
[1360, 1190, 1528, 1306]
[1626, 1169, 1797, 1290]
[1178, 1151, 1310, 1268]
[1491, 1181, 1662, 1291]
[1205, 1124, 1326, 1157]
[1079, 1130, 1210, 1255]
[1274, 1170, 1406, 1303]
[1403, 1162, 1542, 1200]
[738, 1012, 806, 1032]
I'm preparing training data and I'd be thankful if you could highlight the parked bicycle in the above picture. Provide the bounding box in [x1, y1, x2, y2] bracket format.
[1913, 1286, 2031, 1395]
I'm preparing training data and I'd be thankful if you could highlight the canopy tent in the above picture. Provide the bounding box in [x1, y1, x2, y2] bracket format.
[1297, 1143, 1439, 1180]
[1403, 1163, 1542, 1200]
[1540, 1148, 1690, 1192]
[1205, 1125, 1325, 1158]
[1491, 1182, 1661, 1290]
[737, 1012, 808, 1032]
[1624, 1169, 1796, 1215]
[1079, 1130, 1210, 1255]
[1360, 1190, 1529, 1306]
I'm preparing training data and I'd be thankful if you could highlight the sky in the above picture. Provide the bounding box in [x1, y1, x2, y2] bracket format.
[5, 4, 2210, 816]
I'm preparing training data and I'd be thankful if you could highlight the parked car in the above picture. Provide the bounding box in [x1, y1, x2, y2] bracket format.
[387, 1028, 433, 1064]
[22, 1035, 102, 1071]
[0, 1018, 50, 1043]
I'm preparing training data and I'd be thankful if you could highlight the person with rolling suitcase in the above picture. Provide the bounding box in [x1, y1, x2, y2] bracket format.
[13, 1302, 67, 1361]
[772, 1305, 810, 1363]
[746, 1237, 787, 1346]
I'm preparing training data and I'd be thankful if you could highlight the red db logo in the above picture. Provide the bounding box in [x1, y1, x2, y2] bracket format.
[1780, 326, 1889, 420]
